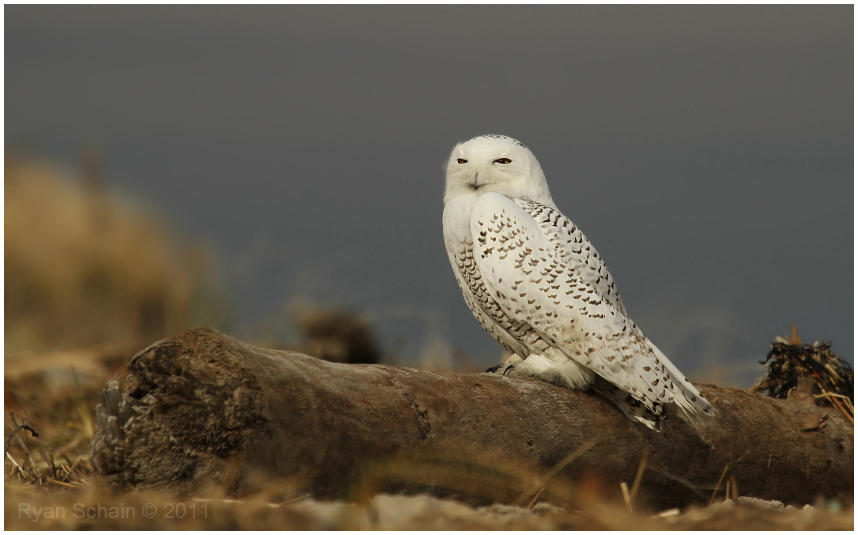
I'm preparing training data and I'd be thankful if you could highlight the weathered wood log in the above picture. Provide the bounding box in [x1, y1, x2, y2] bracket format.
[91, 327, 852, 510]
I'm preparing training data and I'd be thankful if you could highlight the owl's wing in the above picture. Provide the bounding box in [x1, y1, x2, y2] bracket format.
[470, 192, 713, 423]
[512, 198, 627, 315]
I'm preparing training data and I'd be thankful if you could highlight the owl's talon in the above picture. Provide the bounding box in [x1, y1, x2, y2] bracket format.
[486, 364, 516, 376]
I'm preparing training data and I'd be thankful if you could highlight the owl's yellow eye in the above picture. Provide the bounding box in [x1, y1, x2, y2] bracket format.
[457, 158, 467, 164]
[494, 158, 512, 164]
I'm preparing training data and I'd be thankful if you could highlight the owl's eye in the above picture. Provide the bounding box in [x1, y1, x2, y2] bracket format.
[457, 158, 467, 164]
[494, 158, 512, 164]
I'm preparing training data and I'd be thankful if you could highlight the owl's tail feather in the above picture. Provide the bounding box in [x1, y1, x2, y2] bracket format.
[667, 389, 715, 434]
[591, 378, 664, 431]
[646, 342, 716, 432]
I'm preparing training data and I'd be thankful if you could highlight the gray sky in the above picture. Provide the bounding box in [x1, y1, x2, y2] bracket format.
[6, 5, 853, 384]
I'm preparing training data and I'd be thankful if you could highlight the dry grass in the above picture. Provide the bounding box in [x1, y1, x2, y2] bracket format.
[6, 486, 852, 530]
[752, 325, 853, 423]
[5, 152, 228, 357]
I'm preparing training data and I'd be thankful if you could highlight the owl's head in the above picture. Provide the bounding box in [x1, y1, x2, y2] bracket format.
[443, 134, 555, 206]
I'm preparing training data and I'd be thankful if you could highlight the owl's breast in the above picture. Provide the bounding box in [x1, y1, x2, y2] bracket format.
[444, 235, 534, 356]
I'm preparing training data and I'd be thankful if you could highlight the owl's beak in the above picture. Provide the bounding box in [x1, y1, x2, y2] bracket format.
[470, 171, 482, 189]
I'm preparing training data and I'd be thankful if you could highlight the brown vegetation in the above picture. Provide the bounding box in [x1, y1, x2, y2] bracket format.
[5, 153, 226, 355]
[752, 330, 853, 423]
[292, 307, 382, 364]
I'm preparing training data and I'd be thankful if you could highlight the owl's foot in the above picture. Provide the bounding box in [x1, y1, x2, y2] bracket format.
[488, 353, 595, 390]
[485, 363, 516, 376]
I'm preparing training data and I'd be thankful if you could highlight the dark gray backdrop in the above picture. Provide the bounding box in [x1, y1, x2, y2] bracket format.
[6, 5, 853, 384]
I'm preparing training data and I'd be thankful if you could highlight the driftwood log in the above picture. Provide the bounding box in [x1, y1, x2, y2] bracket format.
[91, 327, 852, 510]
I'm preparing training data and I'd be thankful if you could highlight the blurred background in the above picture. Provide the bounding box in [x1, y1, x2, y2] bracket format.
[5, 5, 853, 386]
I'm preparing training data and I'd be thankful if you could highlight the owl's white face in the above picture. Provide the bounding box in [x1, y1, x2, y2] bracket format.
[443, 135, 554, 206]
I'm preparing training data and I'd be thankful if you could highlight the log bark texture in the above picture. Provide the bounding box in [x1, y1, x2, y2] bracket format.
[91, 327, 852, 509]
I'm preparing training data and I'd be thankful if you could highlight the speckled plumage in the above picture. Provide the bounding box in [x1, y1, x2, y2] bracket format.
[442, 134, 714, 430]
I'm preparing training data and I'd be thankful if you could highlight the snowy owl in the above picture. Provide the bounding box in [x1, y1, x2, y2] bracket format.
[442, 134, 715, 430]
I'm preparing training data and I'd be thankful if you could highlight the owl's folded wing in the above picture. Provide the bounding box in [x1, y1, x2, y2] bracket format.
[470, 192, 713, 424]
